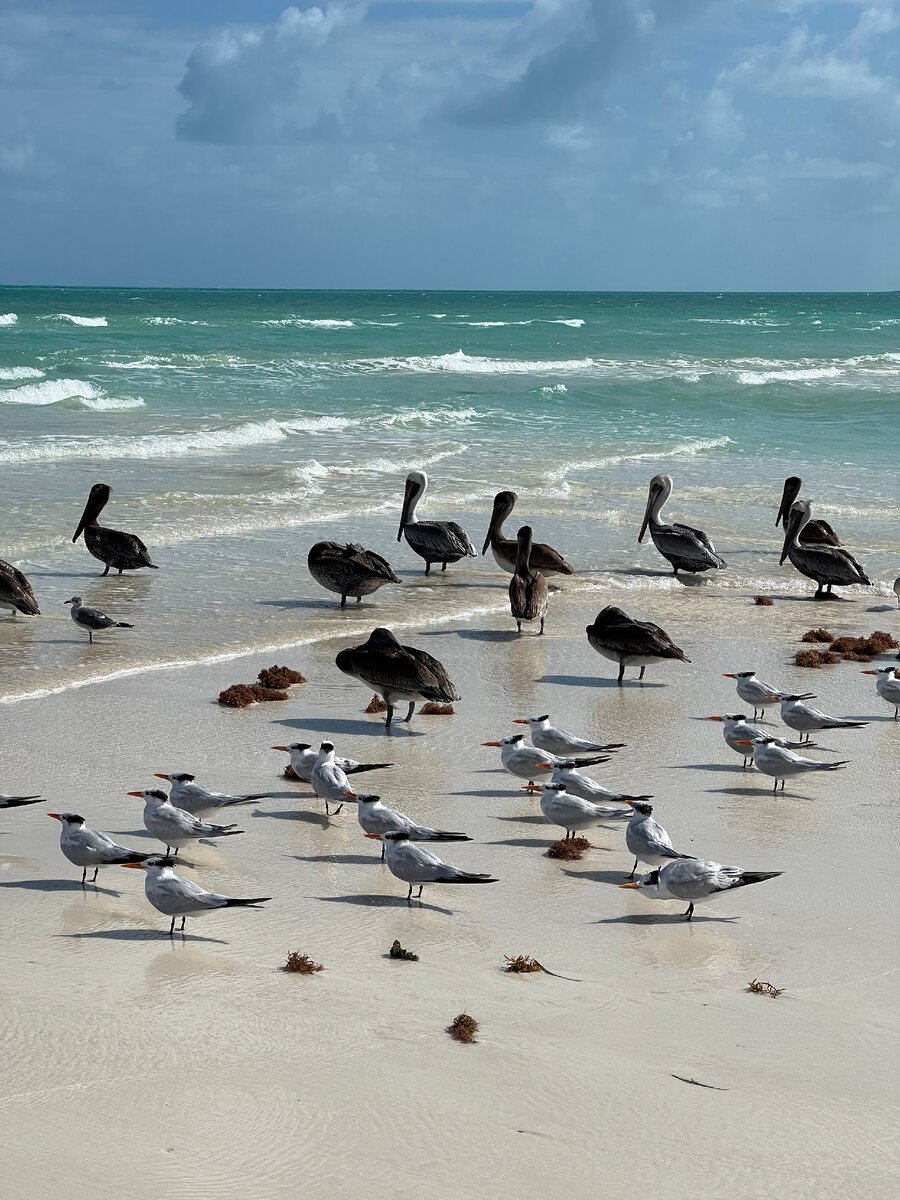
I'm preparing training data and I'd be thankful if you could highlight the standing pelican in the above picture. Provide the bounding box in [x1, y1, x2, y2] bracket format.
[586, 605, 690, 684]
[336, 627, 460, 727]
[482, 491, 574, 576]
[509, 526, 548, 635]
[638, 474, 726, 574]
[780, 500, 869, 599]
[397, 470, 476, 575]
[73, 484, 158, 577]
[307, 541, 400, 606]
[0, 558, 40, 617]
[776, 477, 840, 546]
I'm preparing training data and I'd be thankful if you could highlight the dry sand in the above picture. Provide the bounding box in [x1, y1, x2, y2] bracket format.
[1, 587, 898, 1198]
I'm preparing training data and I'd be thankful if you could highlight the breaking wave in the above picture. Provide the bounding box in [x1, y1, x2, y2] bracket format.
[52, 314, 108, 326]
[0, 366, 43, 381]
[0, 313, 18, 326]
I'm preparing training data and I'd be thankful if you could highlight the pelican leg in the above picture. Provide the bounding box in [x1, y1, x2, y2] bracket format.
[516, 620, 522, 635]
[617, 662, 625, 686]
[684, 902, 694, 921]
[638, 666, 646, 680]
[672, 566, 679, 576]
[441, 562, 447, 572]
[627, 859, 638, 879]
[88, 631, 93, 643]
[539, 618, 545, 635]
[118, 568, 124, 575]
[404, 701, 415, 722]
[356, 595, 362, 604]
[424, 562, 431, 577]
[385, 704, 394, 728]
[101, 564, 110, 577]
[340, 595, 347, 607]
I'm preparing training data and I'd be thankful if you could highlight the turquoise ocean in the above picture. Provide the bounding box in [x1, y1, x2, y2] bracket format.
[1, 287, 897, 702]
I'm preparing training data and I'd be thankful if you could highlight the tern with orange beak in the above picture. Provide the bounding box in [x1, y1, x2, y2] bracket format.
[351, 793, 471, 859]
[482, 733, 610, 789]
[381, 830, 497, 902]
[624, 800, 691, 879]
[310, 741, 360, 816]
[122, 855, 270, 936]
[736, 737, 848, 793]
[128, 788, 244, 856]
[861, 667, 900, 718]
[153, 772, 271, 818]
[538, 783, 632, 840]
[1, 792, 42, 809]
[621, 859, 782, 921]
[48, 812, 151, 884]
[514, 714, 624, 757]
[722, 671, 798, 720]
[779, 696, 867, 742]
[272, 742, 391, 784]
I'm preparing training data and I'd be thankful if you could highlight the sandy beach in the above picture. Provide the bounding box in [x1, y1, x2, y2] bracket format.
[2, 584, 897, 1199]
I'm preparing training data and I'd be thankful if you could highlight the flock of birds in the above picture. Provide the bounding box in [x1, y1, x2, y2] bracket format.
[2, 468, 899, 935]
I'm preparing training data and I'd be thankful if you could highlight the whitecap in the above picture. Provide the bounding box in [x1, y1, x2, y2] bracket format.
[549, 318, 585, 327]
[735, 366, 842, 385]
[0, 378, 101, 406]
[0, 313, 18, 326]
[392, 350, 595, 374]
[52, 314, 108, 327]
[0, 366, 43, 381]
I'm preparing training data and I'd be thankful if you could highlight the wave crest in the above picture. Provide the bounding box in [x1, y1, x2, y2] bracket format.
[0, 313, 18, 326]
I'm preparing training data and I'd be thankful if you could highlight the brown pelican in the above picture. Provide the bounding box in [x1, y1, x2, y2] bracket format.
[336, 626, 460, 727]
[397, 470, 476, 575]
[0, 558, 40, 617]
[73, 483, 158, 577]
[776, 477, 840, 546]
[638, 474, 726, 574]
[586, 605, 690, 684]
[307, 541, 400, 606]
[508, 526, 548, 635]
[482, 491, 574, 576]
[780, 500, 869, 599]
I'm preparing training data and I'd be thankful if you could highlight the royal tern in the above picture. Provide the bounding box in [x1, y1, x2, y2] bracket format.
[722, 672, 799, 720]
[482, 491, 573, 576]
[307, 540, 400, 607]
[48, 812, 151, 884]
[705, 714, 811, 766]
[638, 473, 726, 574]
[514, 714, 624, 757]
[779, 695, 867, 741]
[310, 741, 358, 815]
[348, 793, 471, 859]
[336, 627, 459, 727]
[736, 737, 848, 793]
[586, 605, 690, 684]
[861, 667, 900, 718]
[72, 483, 158, 576]
[508, 525, 548, 635]
[620, 859, 782, 921]
[776, 477, 841, 546]
[381, 831, 497, 901]
[397, 470, 476, 575]
[151, 773, 271, 817]
[482, 734, 609, 788]
[121, 855, 270, 935]
[0, 558, 40, 617]
[624, 801, 690, 878]
[545, 766, 652, 806]
[0, 793, 42, 809]
[64, 596, 133, 643]
[780, 500, 869, 599]
[128, 788, 244, 856]
[538, 783, 632, 839]
[272, 743, 392, 784]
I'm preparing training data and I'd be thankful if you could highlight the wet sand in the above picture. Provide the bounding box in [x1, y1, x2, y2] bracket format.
[1, 587, 898, 1198]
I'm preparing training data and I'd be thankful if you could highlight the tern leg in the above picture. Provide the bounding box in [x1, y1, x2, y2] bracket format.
[91, 867, 99, 884]
[684, 902, 694, 921]
[169, 916, 176, 936]
[324, 800, 330, 815]
[617, 661, 625, 686]
[638, 666, 646, 680]
[404, 701, 415, 723]
[416, 885, 424, 898]
[381, 842, 385, 861]
[179, 917, 186, 932]
[81, 867, 87, 886]
[333, 803, 344, 816]
[407, 883, 413, 902]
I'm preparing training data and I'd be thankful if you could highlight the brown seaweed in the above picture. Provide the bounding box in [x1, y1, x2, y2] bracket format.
[449, 1013, 478, 1043]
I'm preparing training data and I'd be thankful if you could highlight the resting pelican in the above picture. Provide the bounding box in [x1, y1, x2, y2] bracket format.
[336, 627, 460, 727]
[586, 605, 690, 684]
[397, 470, 476, 575]
[307, 541, 400, 607]
[638, 474, 726, 574]
[73, 484, 158, 577]
[508, 526, 548, 635]
[780, 500, 869, 599]
[0, 558, 40, 617]
[482, 491, 574, 576]
[776, 477, 840, 546]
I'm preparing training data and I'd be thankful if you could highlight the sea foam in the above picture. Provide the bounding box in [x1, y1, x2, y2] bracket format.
[0, 366, 43, 381]
[0, 313, 18, 326]
[53, 314, 108, 326]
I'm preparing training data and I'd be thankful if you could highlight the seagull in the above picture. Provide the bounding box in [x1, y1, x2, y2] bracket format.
[513, 714, 624, 757]
[63, 596, 133, 643]
[620, 859, 782, 921]
[310, 741, 359, 815]
[538, 783, 632, 839]
[722, 672, 802, 720]
[705, 714, 812, 767]
[545, 767, 652, 806]
[271, 743, 391, 784]
[778, 696, 868, 742]
[736, 737, 848, 793]
[481, 734, 609, 788]
[121, 855, 270, 935]
[335, 627, 460, 728]
[861, 667, 900, 719]
[48, 812, 151, 884]
[128, 788, 244, 856]
[0, 792, 42, 809]
[152, 772, 272, 817]
[624, 800, 690, 879]
[381, 831, 497, 901]
[348, 793, 471, 859]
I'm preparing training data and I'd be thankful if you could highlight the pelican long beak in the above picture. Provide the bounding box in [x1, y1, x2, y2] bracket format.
[706, 716, 724, 721]
[638, 482, 660, 544]
[126, 790, 144, 797]
[481, 741, 502, 747]
[776, 477, 801, 529]
[153, 773, 170, 781]
[72, 490, 106, 544]
[398, 479, 416, 541]
[619, 882, 640, 890]
[271, 746, 289, 752]
[47, 813, 61, 821]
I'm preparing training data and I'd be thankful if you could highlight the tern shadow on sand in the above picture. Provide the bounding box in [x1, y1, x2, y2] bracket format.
[561, 867, 629, 885]
[670, 763, 748, 773]
[538, 674, 666, 689]
[596, 913, 740, 925]
[708, 786, 812, 801]
[489, 837, 553, 848]
[448, 788, 521, 799]
[252, 809, 330, 826]
[293, 853, 378, 866]
[58, 929, 229, 944]
[494, 814, 549, 825]
[272, 716, 424, 738]
[317, 893, 453, 916]
[0, 878, 121, 897]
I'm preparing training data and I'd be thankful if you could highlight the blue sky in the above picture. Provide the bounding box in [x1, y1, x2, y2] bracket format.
[1, 0, 899, 289]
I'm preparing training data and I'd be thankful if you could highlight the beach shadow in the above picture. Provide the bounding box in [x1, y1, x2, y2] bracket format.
[538, 674, 665, 689]
[317, 893, 453, 915]
[670, 763, 746, 772]
[272, 716, 424, 738]
[707, 786, 811, 801]
[253, 809, 330, 825]
[292, 853, 377, 866]
[58, 929, 228, 944]
[256, 598, 349, 610]
[447, 788, 520, 799]
[596, 913, 740, 925]
[421, 628, 520, 643]
[488, 837, 550, 848]
[561, 868, 628, 885]
[0, 878, 121, 897]
[494, 815, 548, 825]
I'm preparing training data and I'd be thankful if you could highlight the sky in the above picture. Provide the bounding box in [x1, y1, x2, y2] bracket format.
[1, 0, 899, 290]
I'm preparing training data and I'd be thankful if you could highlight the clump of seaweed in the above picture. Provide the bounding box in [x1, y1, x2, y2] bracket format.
[218, 683, 290, 707]
[794, 649, 839, 668]
[449, 1013, 478, 1043]
[747, 978, 784, 997]
[504, 955, 546, 974]
[754, 596, 774, 606]
[842, 651, 871, 663]
[389, 939, 419, 961]
[419, 702, 455, 715]
[283, 763, 300, 780]
[801, 628, 833, 643]
[829, 635, 866, 654]
[257, 664, 307, 689]
[863, 631, 898, 653]
[283, 951, 323, 974]
[546, 836, 591, 860]
[365, 695, 387, 713]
